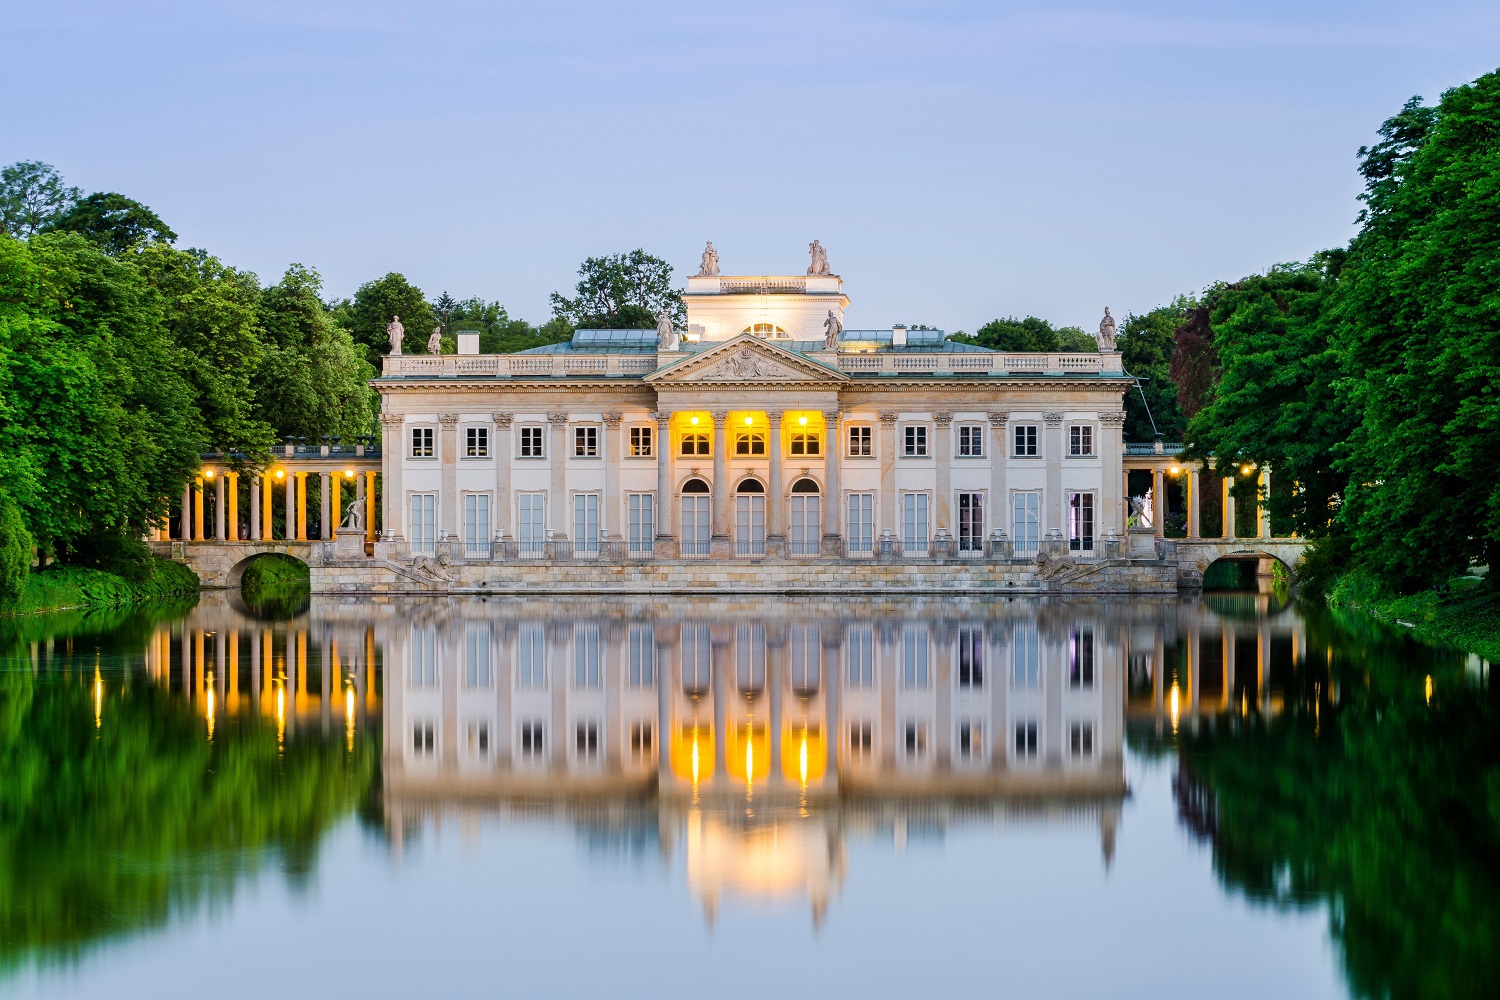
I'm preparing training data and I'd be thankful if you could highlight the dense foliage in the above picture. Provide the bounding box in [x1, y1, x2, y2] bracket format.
[950, 315, 1096, 352]
[549, 249, 684, 329]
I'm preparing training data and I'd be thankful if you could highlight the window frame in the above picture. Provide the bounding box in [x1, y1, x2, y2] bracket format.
[847, 424, 874, 458]
[788, 431, 821, 457]
[464, 425, 490, 459]
[1068, 423, 1096, 458]
[957, 423, 985, 458]
[679, 432, 711, 457]
[1013, 424, 1039, 458]
[903, 423, 929, 458]
[410, 425, 435, 459]
[733, 431, 767, 457]
[573, 424, 599, 459]
[518, 425, 546, 459]
[628, 425, 654, 458]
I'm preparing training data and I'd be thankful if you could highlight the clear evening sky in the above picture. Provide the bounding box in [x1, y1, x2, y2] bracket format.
[6, 1, 1498, 333]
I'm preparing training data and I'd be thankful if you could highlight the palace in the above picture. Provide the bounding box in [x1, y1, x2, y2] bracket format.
[372, 246, 1135, 578]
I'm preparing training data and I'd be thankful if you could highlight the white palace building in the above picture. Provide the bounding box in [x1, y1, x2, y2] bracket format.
[345, 243, 1193, 594]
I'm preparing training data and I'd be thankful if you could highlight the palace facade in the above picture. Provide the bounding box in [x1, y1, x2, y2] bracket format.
[374, 255, 1132, 566]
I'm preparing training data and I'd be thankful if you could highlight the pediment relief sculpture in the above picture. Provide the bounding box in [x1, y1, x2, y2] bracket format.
[697, 348, 801, 381]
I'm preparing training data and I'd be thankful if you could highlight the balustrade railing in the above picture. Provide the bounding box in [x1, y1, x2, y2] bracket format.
[382, 351, 1118, 379]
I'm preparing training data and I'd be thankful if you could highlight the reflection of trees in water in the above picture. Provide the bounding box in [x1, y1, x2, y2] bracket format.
[1169, 611, 1500, 999]
[0, 618, 377, 976]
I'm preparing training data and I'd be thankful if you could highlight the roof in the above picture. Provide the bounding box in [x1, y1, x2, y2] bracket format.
[515, 327, 993, 356]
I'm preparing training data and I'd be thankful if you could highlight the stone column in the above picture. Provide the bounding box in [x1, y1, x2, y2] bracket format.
[227, 473, 239, 541]
[379, 413, 404, 539]
[1258, 467, 1271, 539]
[1222, 475, 1236, 539]
[710, 410, 730, 549]
[933, 411, 953, 540]
[1152, 468, 1166, 538]
[180, 484, 191, 540]
[295, 471, 309, 541]
[214, 472, 226, 540]
[493, 413, 513, 541]
[878, 412, 898, 536]
[548, 411, 569, 539]
[654, 411, 674, 554]
[1043, 412, 1064, 536]
[822, 409, 842, 554]
[1187, 470, 1200, 539]
[603, 411, 623, 541]
[193, 477, 206, 541]
[766, 409, 785, 556]
[363, 471, 377, 542]
[988, 412, 1008, 546]
[284, 473, 296, 542]
[1100, 411, 1124, 538]
[257, 474, 270, 540]
[439, 413, 459, 543]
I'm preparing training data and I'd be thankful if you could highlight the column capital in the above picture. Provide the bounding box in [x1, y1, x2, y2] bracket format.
[878, 411, 898, 427]
[650, 410, 672, 425]
[1098, 411, 1126, 427]
[821, 409, 841, 424]
[1043, 411, 1064, 426]
[547, 410, 570, 425]
[933, 410, 954, 428]
[602, 411, 623, 427]
[438, 413, 459, 427]
[492, 412, 514, 428]
[710, 410, 729, 424]
[765, 408, 783, 422]
[987, 411, 1008, 425]
[379, 412, 403, 428]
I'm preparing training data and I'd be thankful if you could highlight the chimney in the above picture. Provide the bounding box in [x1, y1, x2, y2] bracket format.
[892, 325, 907, 346]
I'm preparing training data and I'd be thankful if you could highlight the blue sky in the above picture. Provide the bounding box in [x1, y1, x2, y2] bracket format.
[6, 1, 1498, 332]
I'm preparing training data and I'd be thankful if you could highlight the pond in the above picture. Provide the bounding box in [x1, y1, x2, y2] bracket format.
[0, 590, 1494, 999]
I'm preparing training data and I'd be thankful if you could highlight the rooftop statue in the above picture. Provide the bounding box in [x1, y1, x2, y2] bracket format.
[1098, 307, 1118, 351]
[428, 326, 443, 355]
[698, 241, 720, 277]
[823, 308, 842, 350]
[656, 309, 680, 351]
[386, 315, 404, 356]
[807, 239, 830, 276]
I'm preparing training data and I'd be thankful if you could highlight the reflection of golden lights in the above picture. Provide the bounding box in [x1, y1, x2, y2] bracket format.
[345, 682, 356, 751]
[799, 738, 809, 786]
[1425, 675, 1433, 704]
[206, 680, 215, 740]
[93, 672, 103, 729]
[1170, 682, 1181, 731]
[691, 740, 700, 784]
[745, 737, 755, 786]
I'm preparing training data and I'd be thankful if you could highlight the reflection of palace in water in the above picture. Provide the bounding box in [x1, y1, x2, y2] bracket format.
[141, 593, 1307, 923]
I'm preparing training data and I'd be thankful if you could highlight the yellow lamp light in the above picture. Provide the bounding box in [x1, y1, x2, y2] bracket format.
[203, 469, 215, 479]
[690, 416, 700, 426]
[275, 469, 285, 480]
[1241, 465, 1252, 476]
[798, 416, 808, 426]
[344, 469, 355, 478]
[743, 415, 753, 425]
[1169, 465, 1180, 475]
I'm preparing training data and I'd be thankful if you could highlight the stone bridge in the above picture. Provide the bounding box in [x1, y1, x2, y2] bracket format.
[1170, 538, 1308, 589]
[151, 540, 316, 589]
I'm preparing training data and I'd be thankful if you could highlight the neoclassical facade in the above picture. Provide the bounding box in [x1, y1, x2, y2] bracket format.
[374, 257, 1132, 567]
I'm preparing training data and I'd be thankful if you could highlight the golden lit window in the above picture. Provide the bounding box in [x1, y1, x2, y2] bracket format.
[734, 432, 767, 456]
[740, 323, 788, 339]
[789, 432, 820, 456]
[680, 433, 710, 456]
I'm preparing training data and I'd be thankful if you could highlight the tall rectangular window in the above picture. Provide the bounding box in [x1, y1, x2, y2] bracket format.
[573, 626, 601, 688]
[787, 624, 821, 695]
[463, 493, 490, 558]
[1013, 491, 1041, 557]
[410, 426, 434, 458]
[573, 494, 600, 553]
[629, 426, 653, 457]
[465, 426, 489, 458]
[1069, 424, 1095, 457]
[1012, 623, 1040, 688]
[627, 493, 654, 555]
[464, 625, 492, 688]
[902, 625, 930, 688]
[629, 722, 654, 762]
[412, 721, 436, 757]
[958, 424, 984, 457]
[519, 426, 545, 458]
[847, 493, 875, 553]
[904, 425, 928, 457]
[410, 626, 437, 687]
[1069, 627, 1095, 688]
[902, 493, 929, 551]
[1014, 720, 1039, 760]
[846, 624, 875, 687]
[734, 623, 766, 693]
[1013, 424, 1038, 457]
[410, 494, 437, 555]
[848, 425, 873, 457]
[958, 721, 984, 760]
[1069, 721, 1095, 758]
[517, 623, 547, 688]
[627, 625, 655, 687]
[1068, 492, 1095, 552]
[789, 432, 820, 456]
[520, 720, 545, 759]
[957, 492, 985, 552]
[681, 624, 712, 694]
[574, 426, 598, 458]
[957, 627, 984, 688]
[848, 721, 874, 761]
[517, 493, 545, 556]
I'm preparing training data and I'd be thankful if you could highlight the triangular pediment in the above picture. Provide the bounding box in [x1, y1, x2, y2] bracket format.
[644, 334, 848, 385]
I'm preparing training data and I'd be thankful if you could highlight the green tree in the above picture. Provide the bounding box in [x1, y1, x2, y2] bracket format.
[0, 488, 30, 607]
[338, 272, 435, 364]
[550, 249, 683, 329]
[44, 193, 176, 255]
[1118, 298, 1192, 441]
[0, 161, 79, 238]
[953, 315, 1099, 353]
[449, 297, 572, 354]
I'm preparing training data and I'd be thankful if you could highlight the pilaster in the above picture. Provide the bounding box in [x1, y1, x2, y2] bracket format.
[603, 411, 623, 539]
[766, 409, 785, 556]
[1099, 411, 1125, 538]
[1043, 412, 1064, 536]
[494, 413, 514, 541]
[933, 411, 953, 537]
[439, 413, 459, 541]
[548, 411, 569, 538]
[822, 409, 842, 554]
[987, 411, 1008, 547]
[710, 410, 730, 554]
[653, 411, 675, 554]
[379, 413, 404, 539]
[878, 411, 897, 536]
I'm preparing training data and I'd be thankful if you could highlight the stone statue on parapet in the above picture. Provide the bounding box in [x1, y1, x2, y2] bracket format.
[1097, 306, 1118, 351]
[427, 326, 443, 354]
[822, 309, 842, 350]
[342, 500, 364, 531]
[807, 239, 830, 276]
[386, 315, 404, 355]
[656, 309, 680, 351]
[698, 241, 720, 276]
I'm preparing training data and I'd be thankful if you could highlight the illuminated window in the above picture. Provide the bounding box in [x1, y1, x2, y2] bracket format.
[734, 432, 766, 456]
[519, 425, 545, 458]
[740, 323, 788, 338]
[410, 426, 434, 458]
[680, 433, 710, 456]
[465, 426, 489, 458]
[629, 426, 653, 457]
[789, 432, 820, 456]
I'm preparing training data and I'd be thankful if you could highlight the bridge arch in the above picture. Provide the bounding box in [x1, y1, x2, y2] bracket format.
[1174, 540, 1307, 592]
[228, 550, 309, 589]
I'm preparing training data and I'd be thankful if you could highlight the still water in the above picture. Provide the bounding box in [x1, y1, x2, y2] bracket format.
[1, 591, 1494, 999]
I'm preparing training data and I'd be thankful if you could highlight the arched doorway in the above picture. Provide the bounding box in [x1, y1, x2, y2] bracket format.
[789, 477, 821, 556]
[735, 478, 766, 556]
[679, 478, 711, 557]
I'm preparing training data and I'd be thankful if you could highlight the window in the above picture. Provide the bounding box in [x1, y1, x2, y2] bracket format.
[465, 720, 491, 757]
[788, 625, 821, 695]
[957, 627, 984, 688]
[741, 323, 788, 338]
[1013, 491, 1041, 557]
[848, 425, 873, 457]
[411, 626, 437, 687]
[627, 493, 655, 556]
[410, 495, 437, 556]
[848, 721, 874, 762]
[847, 493, 875, 554]
[627, 625, 655, 687]
[681, 624, 712, 695]
[735, 481, 766, 556]
[957, 492, 985, 552]
[902, 626, 930, 688]
[465, 426, 489, 458]
[789, 432, 820, 456]
[958, 721, 984, 760]
[517, 623, 547, 688]
[680, 432, 710, 456]
[517, 493, 545, 556]
[519, 425, 545, 458]
[902, 493, 929, 552]
[1014, 720, 1039, 760]
[1069, 424, 1095, 457]
[958, 424, 984, 457]
[575, 721, 600, 762]
[629, 722, 654, 762]
[1069, 721, 1095, 758]
[735, 624, 766, 693]
[520, 720, 545, 759]
[680, 481, 711, 557]
[573, 626, 601, 688]
[847, 625, 875, 687]
[734, 432, 766, 456]
[464, 625, 492, 687]
[1014, 424, 1038, 457]
[1068, 492, 1095, 552]
[1012, 623, 1040, 688]
[904, 425, 928, 457]
[463, 493, 490, 558]
[410, 426, 434, 458]
[903, 720, 929, 760]
[789, 480, 821, 556]
[1069, 627, 1095, 688]
[574, 425, 598, 458]
[573, 494, 600, 553]
[629, 426, 653, 457]
[412, 721, 436, 757]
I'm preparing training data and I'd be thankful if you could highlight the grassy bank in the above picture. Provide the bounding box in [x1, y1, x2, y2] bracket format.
[0, 558, 199, 617]
[1329, 572, 1500, 663]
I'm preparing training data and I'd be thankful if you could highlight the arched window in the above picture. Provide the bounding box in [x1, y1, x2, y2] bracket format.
[679, 480, 710, 557]
[740, 323, 788, 339]
[735, 479, 766, 556]
[789, 432, 821, 456]
[680, 432, 710, 457]
[734, 432, 767, 456]
[681, 478, 711, 494]
[789, 479, 822, 556]
[736, 478, 765, 493]
[790, 477, 820, 494]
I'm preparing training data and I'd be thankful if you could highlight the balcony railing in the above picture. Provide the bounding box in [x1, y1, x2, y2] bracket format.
[679, 540, 711, 559]
[383, 351, 1120, 379]
[735, 539, 767, 558]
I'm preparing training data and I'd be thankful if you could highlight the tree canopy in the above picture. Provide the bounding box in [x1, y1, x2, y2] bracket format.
[952, 315, 1097, 353]
[0, 161, 79, 238]
[44, 192, 176, 254]
[337, 272, 436, 364]
[549, 249, 683, 329]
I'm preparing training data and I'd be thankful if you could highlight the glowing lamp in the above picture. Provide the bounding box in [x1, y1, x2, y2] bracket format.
[1169, 465, 1180, 475]
[798, 416, 808, 426]
[344, 469, 355, 478]
[1241, 465, 1252, 476]
[690, 416, 699, 426]
[203, 469, 215, 478]
[743, 416, 753, 425]
[275, 469, 285, 480]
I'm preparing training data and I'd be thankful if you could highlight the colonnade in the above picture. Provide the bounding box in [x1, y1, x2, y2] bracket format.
[1128, 462, 1280, 541]
[160, 466, 378, 544]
